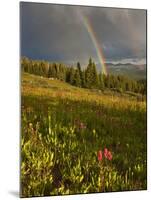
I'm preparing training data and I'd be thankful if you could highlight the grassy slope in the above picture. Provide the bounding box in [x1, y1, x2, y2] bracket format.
[22, 72, 145, 107]
[21, 73, 147, 197]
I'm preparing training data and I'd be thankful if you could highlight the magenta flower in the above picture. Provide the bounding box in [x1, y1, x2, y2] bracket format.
[98, 148, 113, 161]
[98, 150, 103, 161]
[104, 148, 108, 158]
[107, 151, 112, 160]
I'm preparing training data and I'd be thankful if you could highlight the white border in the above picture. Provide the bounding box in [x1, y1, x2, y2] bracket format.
[0, 0, 150, 199]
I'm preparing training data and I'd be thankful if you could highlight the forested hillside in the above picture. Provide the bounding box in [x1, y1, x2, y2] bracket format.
[21, 57, 146, 95]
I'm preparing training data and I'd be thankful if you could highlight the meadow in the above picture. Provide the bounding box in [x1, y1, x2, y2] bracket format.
[21, 72, 147, 197]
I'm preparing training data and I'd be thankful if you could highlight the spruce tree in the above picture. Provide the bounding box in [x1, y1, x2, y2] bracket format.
[81, 70, 86, 88]
[69, 67, 75, 85]
[74, 69, 81, 87]
[92, 62, 99, 88]
[77, 62, 83, 87]
[99, 73, 105, 90]
[85, 58, 99, 88]
[85, 58, 93, 88]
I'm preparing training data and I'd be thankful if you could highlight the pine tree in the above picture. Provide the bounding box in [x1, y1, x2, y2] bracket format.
[65, 67, 71, 83]
[73, 69, 81, 87]
[85, 58, 100, 88]
[52, 63, 57, 78]
[99, 73, 105, 90]
[92, 62, 99, 88]
[81, 70, 86, 88]
[77, 62, 82, 87]
[69, 67, 75, 85]
[85, 58, 93, 88]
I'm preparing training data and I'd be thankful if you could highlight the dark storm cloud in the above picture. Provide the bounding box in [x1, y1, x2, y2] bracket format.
[20, 2, 146, 63]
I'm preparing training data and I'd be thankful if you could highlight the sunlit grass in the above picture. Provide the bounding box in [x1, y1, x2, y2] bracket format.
[21, 73, 147, 197]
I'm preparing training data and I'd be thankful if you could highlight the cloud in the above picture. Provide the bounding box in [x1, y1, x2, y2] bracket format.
[20, 2, 146, 63]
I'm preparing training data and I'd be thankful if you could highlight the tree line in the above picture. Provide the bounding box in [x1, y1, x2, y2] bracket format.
[21, 57, 146, 94]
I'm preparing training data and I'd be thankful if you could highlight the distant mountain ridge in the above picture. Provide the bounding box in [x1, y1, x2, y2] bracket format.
[96, 62, 146, 80]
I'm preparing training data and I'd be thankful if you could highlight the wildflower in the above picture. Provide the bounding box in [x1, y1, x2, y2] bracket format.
[74, 119, 86, 130]
[79, 122, 86, 130]
[104, 148, 113, 160]
[98, 150, 103, 161]
[104, 148, 108, 158]
[107, 151, 112, 160]
[29, 123, 33, 129]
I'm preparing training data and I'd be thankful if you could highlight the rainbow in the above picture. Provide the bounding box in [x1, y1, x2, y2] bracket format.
[81, 15, 107, 75]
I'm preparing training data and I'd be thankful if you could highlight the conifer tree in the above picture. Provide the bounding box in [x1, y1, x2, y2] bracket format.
[69, 67, 75, 85]
[92, 62, 99, 88]
[73, 69, 81, 87]
[77, 62, 83, 87]
[81, 70, 86, 88]
[99, 73, 105, 90]
[85, 58, 93, 88]
[21, 57, 146, 95]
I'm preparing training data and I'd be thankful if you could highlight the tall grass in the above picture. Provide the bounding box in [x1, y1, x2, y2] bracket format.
[21, 73, 147, 197]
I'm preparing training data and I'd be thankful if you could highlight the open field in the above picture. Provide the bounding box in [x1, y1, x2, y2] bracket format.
[21, 73, 147, 197]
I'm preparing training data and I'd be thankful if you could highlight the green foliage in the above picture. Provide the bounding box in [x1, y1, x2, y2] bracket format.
[77, 62, 83, 86]
[85, 58, 99, 88]
[21, 73, 147, 197]
[99, 73, 105, 90]
[21, 57, 146, 95]
[69, 67, 75, 85]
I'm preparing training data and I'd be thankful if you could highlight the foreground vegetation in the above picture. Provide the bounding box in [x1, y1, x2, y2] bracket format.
[21, 72, 147, 197]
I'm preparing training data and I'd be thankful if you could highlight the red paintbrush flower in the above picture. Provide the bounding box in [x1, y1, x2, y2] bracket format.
[107, 151, 112, 160]
[98, 150, 103, 161]
[104, 148, 113, 160]
[104, 148, 108, 158]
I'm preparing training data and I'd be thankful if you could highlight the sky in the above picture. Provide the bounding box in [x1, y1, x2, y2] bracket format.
[20, 2, 146, 65]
